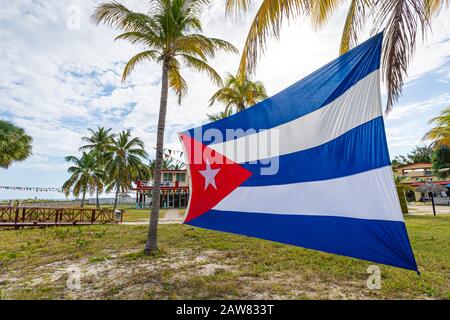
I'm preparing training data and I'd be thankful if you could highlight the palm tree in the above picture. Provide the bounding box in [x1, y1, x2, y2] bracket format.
[93, 0, 237, 254]
[80, 127, 115, 208]
[0, 120, 32, 169]
[104, 130, 149, 211]
[209, 73, 268, 113]
[63, 152, 103, 207]
[225, 0, 449, 111]
[149, 154, 176, 175]
[207, 108, 233, 121]
[423, 106, 450, 147]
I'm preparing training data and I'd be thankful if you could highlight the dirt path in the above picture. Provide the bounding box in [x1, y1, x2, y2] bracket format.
[122, 208, 184, 225]
[407, 204, 450, 215]
[164, 208, 183, 220]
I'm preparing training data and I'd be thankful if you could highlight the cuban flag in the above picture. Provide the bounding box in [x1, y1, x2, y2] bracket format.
[179, 33, 418, 272]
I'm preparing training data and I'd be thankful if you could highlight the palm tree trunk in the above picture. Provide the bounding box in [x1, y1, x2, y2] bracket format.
[145, 59, 169, 255]
[113, 179, 120, 211]
[81, 190, 86, 208]
[96, 186, 100, 209]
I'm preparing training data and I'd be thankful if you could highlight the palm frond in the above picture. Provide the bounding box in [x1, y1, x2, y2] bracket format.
[181, 54, 223, 87]
[340, 0, 372, 54]
[93, 1, 153, 33]
[114, 31, 160, 47]
[310, 0, 346, 29]
[168, 62, 188, 104]
[64, 155, 81, 165]
[122, 50, 160, 82]
[237, 0, 312, 79]
[423, 106, 450, 146]
[225, 0, 253, 15]
[208, 38, 239, 55]
[373, 0, 430, 112]
[209, 73, 267, 112]
[0, 120, 32, 168]
[424, 0, 449, 16]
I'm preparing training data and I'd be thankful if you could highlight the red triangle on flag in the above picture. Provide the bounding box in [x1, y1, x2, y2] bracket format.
[179, 134, 252, 223]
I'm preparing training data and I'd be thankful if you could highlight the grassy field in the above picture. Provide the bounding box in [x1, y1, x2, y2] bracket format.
[0, 215, 448, 300]
[120, 208, 166, 222]
[80, 205, 167, 222]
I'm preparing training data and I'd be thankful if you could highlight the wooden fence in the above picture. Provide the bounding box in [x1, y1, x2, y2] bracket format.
[0, 207, 122, 228]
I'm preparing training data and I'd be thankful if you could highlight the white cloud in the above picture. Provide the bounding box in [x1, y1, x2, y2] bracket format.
[386, 122, 425, 149]
[388, 93, 450, 120]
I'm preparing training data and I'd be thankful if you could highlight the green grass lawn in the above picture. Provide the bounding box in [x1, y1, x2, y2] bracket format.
[120, 208, 166, 222]
[81, 205, 167, 222]
[0, 215, 448, 299]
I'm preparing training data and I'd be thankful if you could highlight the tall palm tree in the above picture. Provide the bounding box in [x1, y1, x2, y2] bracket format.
[104, 130, 149, 211]
[80, 127, 115, 208]
[423, 106, 450, 147]
[226, 0, 449, 111]
[0, 120, 32, 169]
[93, 0, 237, 254]
[63, 152, 103, 207]
[209, 73, 268, 113]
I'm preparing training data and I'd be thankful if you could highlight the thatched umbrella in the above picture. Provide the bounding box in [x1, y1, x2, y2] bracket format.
[415, 182, 448, 216]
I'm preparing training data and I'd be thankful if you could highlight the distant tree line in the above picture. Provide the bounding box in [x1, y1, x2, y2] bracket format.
[393, 107, 450, 179]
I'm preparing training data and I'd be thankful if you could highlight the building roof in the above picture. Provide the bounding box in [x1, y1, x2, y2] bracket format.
[396, 162, 432, 170]
[161, 169, 187, 173]
[410, 180, 450, 187]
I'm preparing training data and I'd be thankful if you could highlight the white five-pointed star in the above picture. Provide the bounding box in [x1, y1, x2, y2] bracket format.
[199, 160, 220, 190]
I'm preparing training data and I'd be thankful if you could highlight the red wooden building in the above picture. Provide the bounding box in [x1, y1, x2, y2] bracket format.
[133, 169, 189, 208]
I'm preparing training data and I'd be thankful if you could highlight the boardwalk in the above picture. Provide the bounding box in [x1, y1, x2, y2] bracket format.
[0, 206, 121, 228]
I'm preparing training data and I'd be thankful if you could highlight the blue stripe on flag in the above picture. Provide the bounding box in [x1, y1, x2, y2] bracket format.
[184, 33, 383, 145]
[241, 117, 390, 186]
[188, 209, 418, 271]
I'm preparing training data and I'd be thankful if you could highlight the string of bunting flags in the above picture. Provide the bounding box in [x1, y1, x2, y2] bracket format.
[1, 149, 186, 195]
[162, 148, 186, 168]
[0, 186, 64, 193]
[163, 148, 184, 158]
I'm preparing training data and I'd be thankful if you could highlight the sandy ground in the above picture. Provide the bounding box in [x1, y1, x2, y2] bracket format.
[407, 204, 450, 215]
[122, 208, 184, 225]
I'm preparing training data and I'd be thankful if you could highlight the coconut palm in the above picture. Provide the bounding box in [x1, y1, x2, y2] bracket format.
[423, 106, 450, 147]
[207, 108, 233, 121]
[0, 120, 32, 169]
[80, 127, 115, 208]
[147, 153, 186, 180]
[104, 130, 149, 211]
[149, 154, 176, 174]
[226, 0, 449, 111]
[80, 127, 115, 153]
[63, 152, 103, 207]
[93, 0, 237, 254]
[209, 73, 268, 113]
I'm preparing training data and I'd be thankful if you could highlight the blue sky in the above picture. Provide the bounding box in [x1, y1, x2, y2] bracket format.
[1, 0, 449, 200]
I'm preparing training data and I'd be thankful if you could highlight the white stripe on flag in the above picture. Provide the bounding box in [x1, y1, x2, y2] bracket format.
[210, 71, 382, 163]
[212, 166, 403, 222]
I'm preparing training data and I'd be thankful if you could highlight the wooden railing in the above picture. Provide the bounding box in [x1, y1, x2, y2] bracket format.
[0, 207, 122, 228]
